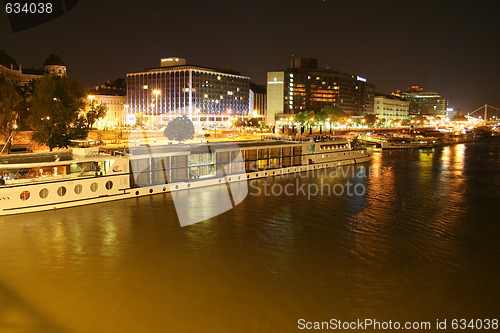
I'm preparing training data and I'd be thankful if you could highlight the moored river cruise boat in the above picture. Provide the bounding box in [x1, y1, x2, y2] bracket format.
[0, 138, 370, 216]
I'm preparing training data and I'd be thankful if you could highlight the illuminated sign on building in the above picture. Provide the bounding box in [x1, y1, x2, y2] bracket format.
[356, 76, 367, 82]
[160, 57, 186, 67]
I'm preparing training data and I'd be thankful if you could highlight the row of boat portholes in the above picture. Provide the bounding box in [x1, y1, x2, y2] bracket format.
[129, 165, 333, 196]
[19, 181, 114, 201]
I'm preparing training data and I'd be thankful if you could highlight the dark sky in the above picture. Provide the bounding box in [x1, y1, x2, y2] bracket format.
[1, 0, 499, 112]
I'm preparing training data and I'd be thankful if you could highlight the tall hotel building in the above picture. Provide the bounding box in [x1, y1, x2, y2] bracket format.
[267, 58, 375, 124]
[393, 85, 448, 116]
[126, 57, 250, 126]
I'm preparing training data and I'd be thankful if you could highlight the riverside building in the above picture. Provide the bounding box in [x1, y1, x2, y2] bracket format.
[249, 83, 266, 119]
[393, 85, 447, 116]
[266, 58, 375, 124]
[86, 79, 127, 129]
[374, 94, 410, 121]
[126, 57, 250, 128]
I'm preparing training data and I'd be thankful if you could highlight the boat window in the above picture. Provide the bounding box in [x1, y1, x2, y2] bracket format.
[105, 181, 113, 190]
[74, 184, 83, 194]
[57, 186, 67, 196]
[20, 190, 30, 201]
[39, 188, 49, 199]
[90, 182, 99, 192]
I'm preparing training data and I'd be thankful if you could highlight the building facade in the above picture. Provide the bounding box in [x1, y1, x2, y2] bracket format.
[394, 85, 447, 116]
[126, 57, 250, 128]
[0, 50, 67, 83]
[374, 94, 410, 121]
[86, 79, 127, 129]
[249, 83, 266, 119]
[266, 58, 375, 124]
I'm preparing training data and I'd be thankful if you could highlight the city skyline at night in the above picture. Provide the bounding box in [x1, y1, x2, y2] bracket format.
[0, 2, 499, 331]
[1, 0, 499, 114]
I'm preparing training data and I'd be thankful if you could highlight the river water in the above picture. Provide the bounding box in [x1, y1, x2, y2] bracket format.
[0, 139, 499, 332]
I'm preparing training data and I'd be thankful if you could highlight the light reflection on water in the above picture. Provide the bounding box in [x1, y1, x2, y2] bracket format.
[0, 139, 499, 332]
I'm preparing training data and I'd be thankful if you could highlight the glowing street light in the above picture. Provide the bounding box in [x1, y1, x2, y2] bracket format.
[152, 90, 161, 115]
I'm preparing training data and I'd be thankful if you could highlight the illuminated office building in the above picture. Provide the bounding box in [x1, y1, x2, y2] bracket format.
[374, 94, 410, 121]
[393, 85, 447, 116]
[266, 58, 375, 124]
[249, 83, 266, 119]
[126, 57, 250, 127]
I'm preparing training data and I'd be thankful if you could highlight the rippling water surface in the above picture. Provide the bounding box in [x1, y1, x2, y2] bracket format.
[0, 139, 499, 332]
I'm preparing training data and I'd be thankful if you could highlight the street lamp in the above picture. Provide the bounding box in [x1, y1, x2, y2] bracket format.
[0, 123, 19, 154]
[87, 95, 95, 111]
[153, 90, 161, 115]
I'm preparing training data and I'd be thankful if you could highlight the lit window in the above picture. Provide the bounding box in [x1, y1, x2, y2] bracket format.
[57, 186, 67, 196]
[39, 188, 49, 198]
[20, 191, 30, 201]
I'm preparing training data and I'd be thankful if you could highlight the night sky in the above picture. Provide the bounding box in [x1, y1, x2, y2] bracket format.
[1, 0, 499, 113]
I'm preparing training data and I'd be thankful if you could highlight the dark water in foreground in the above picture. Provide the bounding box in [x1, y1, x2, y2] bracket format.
[0, 139, 499, 332]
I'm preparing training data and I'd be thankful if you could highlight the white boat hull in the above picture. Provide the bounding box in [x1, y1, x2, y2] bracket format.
[0, 149, 370, 216]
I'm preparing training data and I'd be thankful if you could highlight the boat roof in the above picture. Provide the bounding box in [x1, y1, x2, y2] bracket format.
[128, 140, 304, 155]
[0, 151, 72, 165]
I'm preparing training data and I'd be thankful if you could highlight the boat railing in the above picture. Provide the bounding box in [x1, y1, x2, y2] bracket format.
[1, 170, 109, 186]
[262, 135, 314, 142]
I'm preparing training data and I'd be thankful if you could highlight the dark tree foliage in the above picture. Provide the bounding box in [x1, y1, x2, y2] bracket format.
[317, 105, 346, 123]
[363, 113, 379, 125]
[247, 117, 261, 128]
[234, 119, 246, 127]
[294, 110, 316, 125]
[0, 75, 22, 151]
[163, 116, 195, 143]
[86, 101, 107, 130]
[30, 76, 87, 151]
[15, 79, 36, 130]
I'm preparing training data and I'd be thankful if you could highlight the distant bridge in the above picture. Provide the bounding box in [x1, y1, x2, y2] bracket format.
[467, 104, 500, 121]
